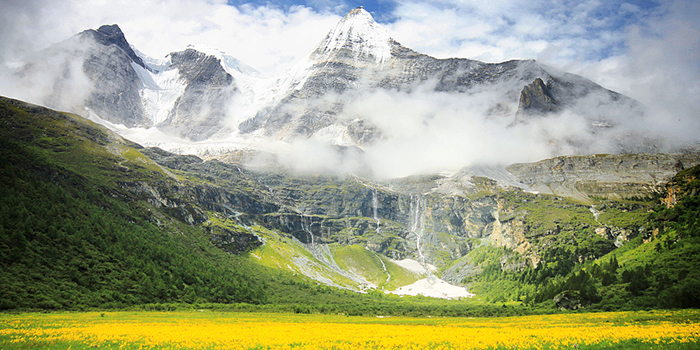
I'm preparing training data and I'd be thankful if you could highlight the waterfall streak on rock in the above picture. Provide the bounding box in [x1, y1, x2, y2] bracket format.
[409, 195, 428, 275]
[301, 214, 314, 246]
[375, 252, 391, 286]
[372, 189, 380, 233]
[222, 204, 264, 243]
[590, 205, 602, 224]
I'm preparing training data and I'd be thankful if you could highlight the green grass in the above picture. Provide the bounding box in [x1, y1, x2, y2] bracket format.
[330, 244, 421, 290]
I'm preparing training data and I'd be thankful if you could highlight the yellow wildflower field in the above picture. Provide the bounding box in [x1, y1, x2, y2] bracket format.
[1, 310, 699, 349]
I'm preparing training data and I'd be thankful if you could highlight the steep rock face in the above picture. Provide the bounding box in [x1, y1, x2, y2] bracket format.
[116, 181, 207, 225]
[159, 49, 237, 141]
[491, 218, 530, 254]
[238, 7, 399, 141]
[75, 25, 150, 127]
[516, 78, 557, 118]
[140, 148, 281, 216]
[662, 163, 700, 208]
[14, 25, 248, 141]
[138, 143, 681, 281]
[81, 36, 147, 127]
[88, 24, 147, 70]
[17, 24, 148, 127]
[206, 225, 262, 254]
[507, 153, 700, 199]
[248, 173, 501, 265]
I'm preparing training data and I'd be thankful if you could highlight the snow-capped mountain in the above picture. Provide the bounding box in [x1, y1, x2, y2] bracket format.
[7, 7, 661, 175]
[238, 7, 405, 143]
[241, 7, 643, 147]
[13, 24, 151, 128]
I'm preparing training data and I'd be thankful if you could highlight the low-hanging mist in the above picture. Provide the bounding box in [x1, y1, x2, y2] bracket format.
[266, 79, 675, 179]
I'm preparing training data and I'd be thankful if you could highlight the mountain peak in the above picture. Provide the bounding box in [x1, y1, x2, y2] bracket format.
[311, 6, 393, 65]
[345, 6, 372, 20]
[96, 24, 125, 40]
[82, 24, 146, 69]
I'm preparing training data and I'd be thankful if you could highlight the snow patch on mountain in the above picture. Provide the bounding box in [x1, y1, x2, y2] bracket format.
[183, 44, 264, 78]
[391, 278, 474, 299]
[131, 44, 276, 133]
[132, 47, 170, 72]
[391, 258, 437, 274]
[131, 61, 187, 125]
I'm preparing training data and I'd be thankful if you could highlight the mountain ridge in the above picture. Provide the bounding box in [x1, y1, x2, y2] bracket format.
[86, 24, 148, 70]
[5, 7, 670, 177]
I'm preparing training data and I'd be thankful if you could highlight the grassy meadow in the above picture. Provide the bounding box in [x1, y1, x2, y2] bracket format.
[1, 309, 699, 349]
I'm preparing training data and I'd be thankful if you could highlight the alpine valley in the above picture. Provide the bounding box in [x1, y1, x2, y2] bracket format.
[1, 7, 699, 313]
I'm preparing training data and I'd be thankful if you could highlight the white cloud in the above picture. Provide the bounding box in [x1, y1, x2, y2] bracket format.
[561, 0, 700, 148]
[1, 0, 691, 86]
[386, 0, 634, 65]
[0, 0, 340, 76]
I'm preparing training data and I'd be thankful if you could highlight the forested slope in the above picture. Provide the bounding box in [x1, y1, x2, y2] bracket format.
[0, 97, 268, 309]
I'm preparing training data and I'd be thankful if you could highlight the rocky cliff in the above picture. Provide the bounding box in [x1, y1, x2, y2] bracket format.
[159, 49, 237, 141]
[16, 24, 149, 127]
[507, 152, 700, 200]
[662, 163, 700, 208]
[129, 142, 695, 294]
[516, 77, 557, 118]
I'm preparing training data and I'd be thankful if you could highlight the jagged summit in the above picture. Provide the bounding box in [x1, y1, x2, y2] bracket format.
[81, 24, 147, 69]
[345, 6, 372, 20]
[310, 6, 393, 65]
[180, 44, 263, 77]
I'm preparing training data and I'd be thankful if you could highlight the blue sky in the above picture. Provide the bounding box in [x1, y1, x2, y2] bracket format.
[216, 0, 664, 64]
[0, 0, 698, 131]
[0, 0, 685, 74]
[225, 0, 399, 21]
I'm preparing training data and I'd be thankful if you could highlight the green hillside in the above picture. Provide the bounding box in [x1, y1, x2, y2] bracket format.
[1, 95, 698, 314]
[0, 97, 493, 316]
[500, 166, 700, 310]
[0, 97, 269, 309]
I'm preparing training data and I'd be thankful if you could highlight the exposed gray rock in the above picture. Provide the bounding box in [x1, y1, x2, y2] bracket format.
[239, 8, 645, 151]
[116, 181, 206, 225]
[554, 290, 582, 310]
[90, 24, 147, 70]
[17, 24, 150, 127]
[507, 152, 700, 199]
[206, 225, 262, 254]
[160, 49, 237, 141]
[516, 77, 557, 118]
